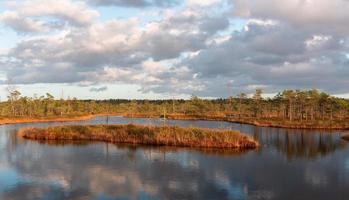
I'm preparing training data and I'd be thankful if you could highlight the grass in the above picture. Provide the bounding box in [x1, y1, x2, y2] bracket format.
[18, 124, 258, 149]
[2, 112, 348, 130]
[0, 115, 97, 125]
[124, 113, 349, 130]
[226, 118, 349, 130]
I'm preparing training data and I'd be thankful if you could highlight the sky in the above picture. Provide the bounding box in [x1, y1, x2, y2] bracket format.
[0, 0, 349, 100]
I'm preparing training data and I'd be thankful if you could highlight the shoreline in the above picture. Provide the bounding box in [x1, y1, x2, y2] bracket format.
[123, 113, 349, 130]
[0, 114, 116, 125]
[225, 119, 349, 130]
[18, 124, 259, 149]
[1, 113, 348, 130]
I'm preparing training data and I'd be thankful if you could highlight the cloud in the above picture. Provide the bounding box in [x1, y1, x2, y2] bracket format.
[175, 20, 349, 95]
[0, 0, 99, 33]
[231, 0, 349, 35]
[3, 2, 229, 89]
[199, 15, 230, 35]
[87, 0, 180, 7]
[90, 86, 108, 92]
[5, 141, 244, 200]
[1, 0, 349, 97]
[0, 11, 47, 33]
[187, 0, 220, 7]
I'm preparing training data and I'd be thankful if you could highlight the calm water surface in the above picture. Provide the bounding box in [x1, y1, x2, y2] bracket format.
[0, 116, 349, 200]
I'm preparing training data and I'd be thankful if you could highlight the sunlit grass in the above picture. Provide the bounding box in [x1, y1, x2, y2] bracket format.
[18, 124, 259, 149]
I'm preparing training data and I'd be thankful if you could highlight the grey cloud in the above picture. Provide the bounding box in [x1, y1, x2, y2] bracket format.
[6, 63, 86, 84]
[3, 5, 228, 86]
[174, 22, 349, 96]
[140, 32, 206, 61]
[0, 12, 46, 33]
[90, 86, 108, 92]
[2, 0, 349, 97]
[231, 0, 349, 35]
[199, 15, 230, 34]
[0, 0, 99, 33]
[139, 13, 230, 60]
[5, 17, 349, 96]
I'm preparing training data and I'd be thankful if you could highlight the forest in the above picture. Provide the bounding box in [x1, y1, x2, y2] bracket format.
[1, 89, 349, 128]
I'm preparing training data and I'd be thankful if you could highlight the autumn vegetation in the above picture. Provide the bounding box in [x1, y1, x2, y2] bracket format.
[2, 88, 349, 129]
[18, 124, 259, 149]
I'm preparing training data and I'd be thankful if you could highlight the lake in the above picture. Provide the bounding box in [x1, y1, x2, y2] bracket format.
[0, 116, 348, 200]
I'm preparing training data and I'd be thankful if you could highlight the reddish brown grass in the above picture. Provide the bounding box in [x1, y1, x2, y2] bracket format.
[124, 113, 349, 130]
[18, 124, 258, 149]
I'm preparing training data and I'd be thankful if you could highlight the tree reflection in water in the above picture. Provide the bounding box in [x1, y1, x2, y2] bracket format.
[247, 126, 347, 160]
[1, 117, 349, 200]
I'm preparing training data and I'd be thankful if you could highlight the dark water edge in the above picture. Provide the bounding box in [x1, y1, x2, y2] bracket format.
[0, 116, 349, 200]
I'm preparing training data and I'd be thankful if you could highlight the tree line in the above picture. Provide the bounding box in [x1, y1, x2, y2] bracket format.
[1, 89, 349, 122]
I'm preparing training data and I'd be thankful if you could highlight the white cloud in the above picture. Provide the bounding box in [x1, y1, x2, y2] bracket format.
[19, 0, 98, 24]
[187, 0, 220, 7]
[305, 35, 332, 50]
[0, 11, 46, 33]
[1, 0, 349, 97]
[0, 0, 99, 33]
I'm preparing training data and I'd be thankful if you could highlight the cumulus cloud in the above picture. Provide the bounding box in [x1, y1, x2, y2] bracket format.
[231, 0, 349, 35]
[179, 19, 349, 95]
[3, 1, 229, 88]
[1, 0, 349, 97]
[0, 0, 99, 33]
[0, 11, 46, 33]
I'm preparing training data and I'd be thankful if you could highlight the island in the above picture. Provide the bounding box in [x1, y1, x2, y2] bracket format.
[18, 124, 259, 149]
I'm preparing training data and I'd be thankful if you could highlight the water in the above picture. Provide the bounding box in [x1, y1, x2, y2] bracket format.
[0, 116, 348, 200]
